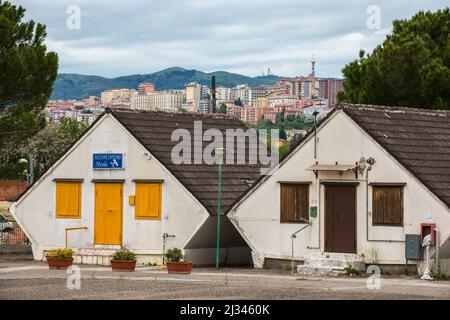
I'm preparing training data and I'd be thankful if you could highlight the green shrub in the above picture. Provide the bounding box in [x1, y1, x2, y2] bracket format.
[341, 264, 360, 277]
[46, 248, 73, 260]
[113, 250, 136, 261]
[432, 271, 448, 281]
[166, 248, 184, 263]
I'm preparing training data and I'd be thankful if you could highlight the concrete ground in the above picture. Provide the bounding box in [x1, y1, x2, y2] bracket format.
[0, 259, 449, 300]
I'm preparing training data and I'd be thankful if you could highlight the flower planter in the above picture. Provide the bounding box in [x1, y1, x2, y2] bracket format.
[111, 259, 136, 272]
[46, 257, 74, 270]
[167, 261, 193, 274]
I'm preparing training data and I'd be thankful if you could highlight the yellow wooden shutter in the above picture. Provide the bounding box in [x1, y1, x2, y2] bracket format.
[135, 183, 162, 220]
[56, 182, 81, 218]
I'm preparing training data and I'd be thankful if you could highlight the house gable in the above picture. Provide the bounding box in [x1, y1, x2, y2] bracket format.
[228, 109, 450, 263]
[10, 114, 209, 254]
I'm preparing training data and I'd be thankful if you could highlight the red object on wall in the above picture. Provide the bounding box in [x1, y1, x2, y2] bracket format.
[420, 223, 436, 246]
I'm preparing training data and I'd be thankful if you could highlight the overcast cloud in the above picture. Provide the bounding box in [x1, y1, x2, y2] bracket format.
[11, 0, 449, 78]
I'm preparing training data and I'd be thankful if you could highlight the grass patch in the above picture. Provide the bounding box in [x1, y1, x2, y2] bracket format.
[340, 265, 360, 277]
[431, 271, 448, 281]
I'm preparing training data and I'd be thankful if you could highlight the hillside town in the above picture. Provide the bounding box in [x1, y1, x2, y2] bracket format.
[1, 0, 449, 304]
[44, 59, 343, 127]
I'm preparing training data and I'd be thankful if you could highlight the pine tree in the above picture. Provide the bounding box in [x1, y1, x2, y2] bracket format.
[0, 0, 58, 178]
[339, 8, 450, 110]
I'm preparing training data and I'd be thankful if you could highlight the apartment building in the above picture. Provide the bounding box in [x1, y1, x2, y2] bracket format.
[131, 90, 185, 112]
[216, 86, 232, 102]
[268, 95, 298, 107]
[250, 86, 270, 105]
[185, 82, 209, 109]
[318, 78, 344, 107]
[253, 97, 269, 108]
[231, 85, 251, 105]
[138, 82, 156, 95]
[289, 76, 317, 99]
[101, 88, 138, 105]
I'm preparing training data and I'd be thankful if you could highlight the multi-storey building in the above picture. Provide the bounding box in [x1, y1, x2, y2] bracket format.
[131, 90, 185, 112]
[138, 82, 156, 95]
[267, 83, 290, 96]
[226, 104, 242, 119]
[216, 86, 232, 102]
[76, 110, 96, 125]
[231, 85, 251, 106]
[318, 78, 344, 107]
[268, 95, 298, 107]
[289, 76, 318, 99]
[253, 97, 269, 108]
[197, 100, 212, 114]
[85, 96, 101, 107]
[185, 82, 209, 110]
[250, 86, 270, 105]
[240, 106, 267, 124]
[101, 88, 138, 105]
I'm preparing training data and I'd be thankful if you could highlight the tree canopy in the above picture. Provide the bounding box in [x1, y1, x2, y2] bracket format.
[339, 8, 450, 109]
[0, 0, 58, 113]
[0, 0, 58, 179]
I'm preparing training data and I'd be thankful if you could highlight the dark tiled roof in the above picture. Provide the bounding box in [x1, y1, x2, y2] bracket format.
[340, 104, 450, 208]
[112, 110, 264, 215]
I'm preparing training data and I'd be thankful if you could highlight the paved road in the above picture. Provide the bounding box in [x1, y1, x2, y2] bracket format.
[0, 260, 449, 300]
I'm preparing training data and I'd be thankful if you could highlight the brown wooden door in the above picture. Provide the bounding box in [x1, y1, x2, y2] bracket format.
[325, 184, 356, 253]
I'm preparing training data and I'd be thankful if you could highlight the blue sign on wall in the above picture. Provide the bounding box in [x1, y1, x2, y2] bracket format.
[93, 153, 124, 169]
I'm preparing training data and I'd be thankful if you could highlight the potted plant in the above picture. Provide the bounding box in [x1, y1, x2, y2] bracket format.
[46, 248, 74, 269]
[111, 250, 137, 272]
[166, 248, 192, 274]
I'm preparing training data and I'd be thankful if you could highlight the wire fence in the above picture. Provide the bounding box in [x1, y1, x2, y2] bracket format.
[0, 221, 29, 245]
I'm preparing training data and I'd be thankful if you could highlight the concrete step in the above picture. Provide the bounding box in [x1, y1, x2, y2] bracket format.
[0, 245, 32, 255]
[296, 256, 365, 276]
[73, 248, 118, 266]
[296, 265, 346, 276]
[73, 254, 113, 266]
[304, 257, 365, 270]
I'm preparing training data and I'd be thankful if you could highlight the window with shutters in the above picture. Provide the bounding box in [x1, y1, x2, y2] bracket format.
[280, 184, 309, 223]
[55, 182, 82, 218]
[372, 186, 403, 226]
[135, 183, 162, 220]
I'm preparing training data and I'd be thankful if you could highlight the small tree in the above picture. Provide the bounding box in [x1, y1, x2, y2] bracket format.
[20, 118, 88, 177]
[218, 103, 227, 114]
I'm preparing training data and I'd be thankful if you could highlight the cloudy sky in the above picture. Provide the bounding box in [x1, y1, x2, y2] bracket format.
[12, 0, 448, 78]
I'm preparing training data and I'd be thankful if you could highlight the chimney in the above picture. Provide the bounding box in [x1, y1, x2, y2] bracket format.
[211, 75, 217, 113]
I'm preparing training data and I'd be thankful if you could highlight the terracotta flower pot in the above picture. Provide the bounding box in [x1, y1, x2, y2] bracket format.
[111, 259, 136, 272]
[46, 257, 74, 270]
[166, 261, 193, 274]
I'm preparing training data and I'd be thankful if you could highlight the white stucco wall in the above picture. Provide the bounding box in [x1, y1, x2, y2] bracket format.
[10, 115, 210, 261]
[229, 110, 450, 267]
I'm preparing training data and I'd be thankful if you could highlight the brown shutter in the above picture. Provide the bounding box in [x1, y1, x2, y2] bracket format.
[372, 186, 403, 226]
[280, 184, 309, 223]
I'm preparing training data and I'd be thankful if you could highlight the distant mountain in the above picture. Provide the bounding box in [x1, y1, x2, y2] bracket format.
[51, 67, 280, 100]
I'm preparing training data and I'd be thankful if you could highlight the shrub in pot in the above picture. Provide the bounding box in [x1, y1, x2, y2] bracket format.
[46, 248, 74, 269]
[111, 250, 137, 272]
[166, 248, 192, 274]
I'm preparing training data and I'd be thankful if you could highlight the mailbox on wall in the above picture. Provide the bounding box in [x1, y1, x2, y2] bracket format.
[420, 223, 436, 246]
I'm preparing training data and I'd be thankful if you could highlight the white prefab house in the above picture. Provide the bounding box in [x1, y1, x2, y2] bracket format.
[228, 104, 450, 274]
[10, 109, 260, 265]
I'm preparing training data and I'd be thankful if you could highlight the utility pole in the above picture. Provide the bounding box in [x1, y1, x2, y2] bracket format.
[215, 147, 224, 269]
[28, 154, 34, 185]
